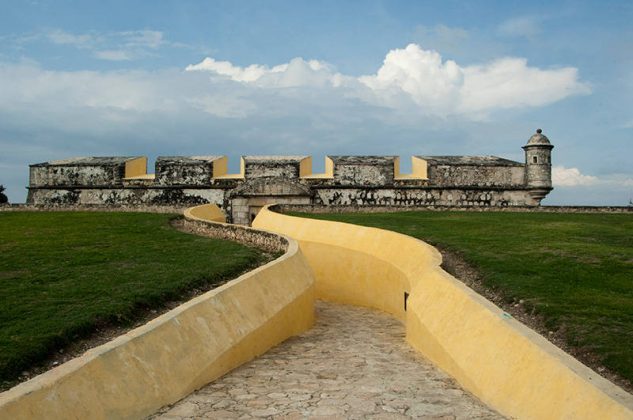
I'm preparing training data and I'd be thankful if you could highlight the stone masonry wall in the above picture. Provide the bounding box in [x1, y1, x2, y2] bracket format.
[314, 187, 538, 207]
[274, 204, 633, 214]
[27, 188, 227, 207]
[26, 148, 554, 217]
[30, 165, 125, 188]
[427, 165, 525, 188]
[180, 218, 287, 253]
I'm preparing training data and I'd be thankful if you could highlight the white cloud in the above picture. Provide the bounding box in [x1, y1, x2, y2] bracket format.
[46, 29, 96, 48]
[41, 29, 171, 60]
[94, 50, 133, 61]
[497, 16, 541, 38]
[359, 44, 463, 114]
[120, 30, 164, 49]
[552, 166, 598, 186]
[413, 24, 470, 55]
[552, 166, 633, 189]
[360, 44, 590, 116]
[186, 95, 257, 118]
[0, 43, 592, 124]
[186, 57, 344, 88]
[188, 43, 590, 117]
[460, 57, 590, 113]
[548, 167, 633, 205]
[186, 57, 288, 82]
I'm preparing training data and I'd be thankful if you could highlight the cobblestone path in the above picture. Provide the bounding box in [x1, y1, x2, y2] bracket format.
[152, 301, 502, 419]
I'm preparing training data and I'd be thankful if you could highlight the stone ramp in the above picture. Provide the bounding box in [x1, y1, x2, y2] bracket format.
[151, 301, 502, 419]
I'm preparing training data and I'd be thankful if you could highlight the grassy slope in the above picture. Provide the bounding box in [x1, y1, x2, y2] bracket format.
[0, 212, 267, 384]
[294, 211, 633, 384]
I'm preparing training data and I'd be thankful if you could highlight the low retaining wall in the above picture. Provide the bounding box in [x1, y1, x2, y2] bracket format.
[0, 204, 188, 214]
[0, 206, 315, 419]
[276, 203, 633, 214]
[253, 206, 633, 420]
[182, 205, 284, 253]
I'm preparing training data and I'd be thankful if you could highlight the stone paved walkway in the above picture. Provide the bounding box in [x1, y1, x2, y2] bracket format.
[151, 301, 502, 419]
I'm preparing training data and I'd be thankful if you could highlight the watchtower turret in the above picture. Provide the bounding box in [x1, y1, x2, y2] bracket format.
[523, 128, 554, 203]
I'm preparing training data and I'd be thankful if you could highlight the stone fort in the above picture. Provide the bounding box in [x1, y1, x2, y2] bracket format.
[27, 129, 553, 224]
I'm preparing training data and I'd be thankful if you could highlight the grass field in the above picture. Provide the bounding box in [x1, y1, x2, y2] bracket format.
[293, 211, 633, 385]
[0, 211, 268, 386]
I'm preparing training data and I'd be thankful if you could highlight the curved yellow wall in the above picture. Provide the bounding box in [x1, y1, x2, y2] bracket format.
[0, 212, 314, 419]
[253, 207, 633, 420]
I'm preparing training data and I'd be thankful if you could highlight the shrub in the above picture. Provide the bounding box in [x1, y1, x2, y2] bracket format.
[0, 185, 8, 204]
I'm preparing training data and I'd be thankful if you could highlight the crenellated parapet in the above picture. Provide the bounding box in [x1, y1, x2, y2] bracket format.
[30, 157, 148, 188]
[26, 130, 554, 224]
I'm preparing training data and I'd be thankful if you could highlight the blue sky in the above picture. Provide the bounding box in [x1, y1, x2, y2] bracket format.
[1, 0, 632, 204]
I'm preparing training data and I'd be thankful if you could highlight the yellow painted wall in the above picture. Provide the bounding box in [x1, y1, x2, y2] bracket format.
[212, 156, 229, 177]
[0, 216, 314, 420]
[253, 207, 633, 420]
[124, 157, 148, 179]
[213, 156, 245, 179]
[394, 156, 428, 180]
[299, 156, 313, 177]
[300, 156, 334, 179]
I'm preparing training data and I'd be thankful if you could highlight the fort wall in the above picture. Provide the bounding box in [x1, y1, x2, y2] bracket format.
[25, 130, 555, 224]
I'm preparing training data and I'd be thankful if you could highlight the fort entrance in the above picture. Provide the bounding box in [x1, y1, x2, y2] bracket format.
[227, 178, 313, 225]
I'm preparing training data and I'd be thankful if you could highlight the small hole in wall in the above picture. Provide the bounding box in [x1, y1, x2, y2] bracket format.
[533, 156, 538, 164]
[404, 292, 409, 311]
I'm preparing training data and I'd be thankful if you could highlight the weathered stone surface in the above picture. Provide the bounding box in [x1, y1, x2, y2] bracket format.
[151, 302, 502, 419]
[243, 156, 308, 179]
[180, 218, 287, 253]
[29, 157, 140, 187]
[155, 156, 221, 187]
[422, 156, 526, 188]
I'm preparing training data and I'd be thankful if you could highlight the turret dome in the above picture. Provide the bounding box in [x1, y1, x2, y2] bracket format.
[526, 128, 551, 145]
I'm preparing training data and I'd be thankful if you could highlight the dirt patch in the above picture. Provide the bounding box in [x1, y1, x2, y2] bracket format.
[438, 245, 633, 394]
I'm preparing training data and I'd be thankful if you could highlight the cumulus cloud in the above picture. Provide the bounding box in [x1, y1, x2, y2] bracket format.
[0, 43, 592, 121]
[548, 166, 633, 205]
[552, 166, 633, 189]
[364, 44, 589, 115]
[186, 57, 289, 82]
[359, 45, 463, 113]
[552, 166, 599, 186]
[186, 57, 345, 88]
[459, 57, 590, 113]
[188, 44, 589, 116]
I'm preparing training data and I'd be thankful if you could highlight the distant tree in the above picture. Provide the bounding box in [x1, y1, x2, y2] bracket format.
[0, 185, 8, 204]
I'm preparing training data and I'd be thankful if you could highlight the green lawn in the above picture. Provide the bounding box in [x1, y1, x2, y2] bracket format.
[293, 211, 633, 384]
[0, 212, 268, 385]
